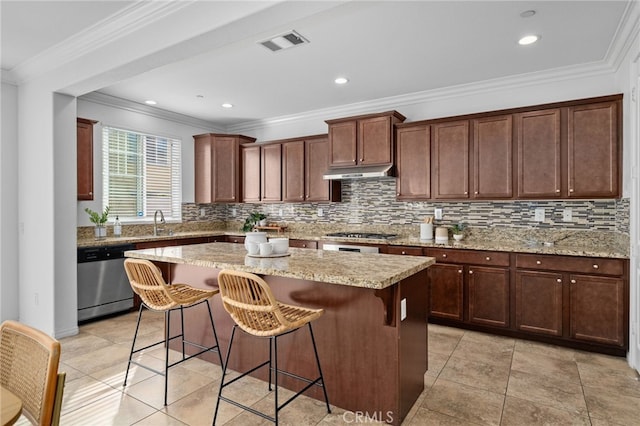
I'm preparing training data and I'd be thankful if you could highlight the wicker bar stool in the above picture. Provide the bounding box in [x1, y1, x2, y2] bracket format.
[213, 269, 330, 425]
[0, 320, 66, 426]
[123, 258, 223, 406]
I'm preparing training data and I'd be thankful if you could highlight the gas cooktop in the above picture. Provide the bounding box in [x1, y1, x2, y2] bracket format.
[324, 232, 398, 240]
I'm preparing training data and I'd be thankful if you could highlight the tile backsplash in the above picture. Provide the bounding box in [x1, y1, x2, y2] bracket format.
[183, 178, 629, 234]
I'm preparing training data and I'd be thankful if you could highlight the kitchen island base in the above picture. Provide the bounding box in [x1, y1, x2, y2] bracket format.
[167, 263, 428, 425]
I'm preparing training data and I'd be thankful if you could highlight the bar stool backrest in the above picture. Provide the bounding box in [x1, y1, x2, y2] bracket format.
[124, 258, 178, 310]
[0, 320, 63, 425]
[217, 270, 304, 337]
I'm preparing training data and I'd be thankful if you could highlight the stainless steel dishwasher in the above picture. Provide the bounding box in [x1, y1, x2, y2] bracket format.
[77, 244, 135, 322]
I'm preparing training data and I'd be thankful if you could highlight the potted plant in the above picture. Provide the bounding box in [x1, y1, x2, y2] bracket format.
[85, 206, 110, 238]
[451, 223, 466, 241]
[242, 212, 267, 232]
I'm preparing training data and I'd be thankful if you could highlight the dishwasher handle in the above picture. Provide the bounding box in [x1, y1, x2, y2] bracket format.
[78, 244, 135, 263]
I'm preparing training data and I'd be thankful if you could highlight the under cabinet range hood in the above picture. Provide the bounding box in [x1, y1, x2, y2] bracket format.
[322, 164, 394, 180]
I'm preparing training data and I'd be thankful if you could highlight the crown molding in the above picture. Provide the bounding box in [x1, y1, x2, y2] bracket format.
[605, 0, 640, 71]
[5, 1, 195, 85]
[80, 92, 224, 132]
[226, 60, 616, 134]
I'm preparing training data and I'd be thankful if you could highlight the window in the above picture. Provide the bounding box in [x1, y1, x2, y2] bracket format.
[102, 126, 181, 221]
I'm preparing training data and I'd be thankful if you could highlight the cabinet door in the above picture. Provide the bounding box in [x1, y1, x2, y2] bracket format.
[468, 266, 510, 328]
[432, 121, 470, 199]
[515, 270, 563, 336]
[428, 263, 464, 321]
[567, 101, 619, 198]
[261, 143, 282, 202]
[396, 125, 430, 200]
[358, 115, 392, 165]
[242, 145, 261, 202]
[212, 136, 239, 202]
[77, 118, 95, 200]
[472, 115, 512, 199]
[328, 120, 357, 167]
[282, 141, 305, 202]
[305, 137, 340, 202]
[516, 109, 561, 198]
[570, 274, 625, 346]
[194, 135, 213, 203]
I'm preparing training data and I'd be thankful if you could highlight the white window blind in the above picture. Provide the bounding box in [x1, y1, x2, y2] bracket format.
[102, 126, 181, 221]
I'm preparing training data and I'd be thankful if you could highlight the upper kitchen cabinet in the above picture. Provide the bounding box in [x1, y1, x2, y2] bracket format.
[432, 120, 470, 199]
[77, 118, 97, 200]
[567, 100, 620, 198]
[515, 109, 562, 198]
[395, 124, 431, 200]
[472, 115, 513, 199]
[326, 110, 406, 168]
[242, 144, 261, 203]
[194, 133, 256, 203]
[305, 136, 341, 202]
[282, 140, 305, 202]
[261, 142, 282, 202]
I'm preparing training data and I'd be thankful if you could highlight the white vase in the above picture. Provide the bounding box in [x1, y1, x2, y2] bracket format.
[94, 226, 107, 239]
[453, 234, 464, 241]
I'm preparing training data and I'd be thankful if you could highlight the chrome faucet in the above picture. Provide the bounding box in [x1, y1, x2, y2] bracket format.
[153, 210, 166, 236]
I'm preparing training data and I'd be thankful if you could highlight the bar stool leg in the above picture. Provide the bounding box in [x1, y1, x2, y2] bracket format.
[205, 300, 224, 367]
[124, 304, 144, 387]
[164, 309, 171, 406]
[273, 335, 279, 426]
[308, 323, 331, 413]
[180, 305, 186, 360]
[213, 325, 237, 426]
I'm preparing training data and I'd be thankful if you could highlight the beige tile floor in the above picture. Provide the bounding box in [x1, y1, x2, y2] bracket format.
[15, 311, 640, 425]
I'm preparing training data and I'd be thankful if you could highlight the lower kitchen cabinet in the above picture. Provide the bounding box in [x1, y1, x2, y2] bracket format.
[468, 266, 510, 328]
[423, 248, 628, 354]
[428, 263, 463, 321]
[515, 270, 563, 336]
[515, 253, 628, 351]
[570, 274, 625, 346]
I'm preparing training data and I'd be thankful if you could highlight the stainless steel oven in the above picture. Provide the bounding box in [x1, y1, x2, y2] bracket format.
[322, 243, 380, 253]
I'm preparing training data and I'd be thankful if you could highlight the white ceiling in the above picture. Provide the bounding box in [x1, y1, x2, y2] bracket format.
[1, 1, 634, 128]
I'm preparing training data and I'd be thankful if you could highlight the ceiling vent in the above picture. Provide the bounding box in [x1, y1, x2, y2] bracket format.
[259, 30, 309, 52]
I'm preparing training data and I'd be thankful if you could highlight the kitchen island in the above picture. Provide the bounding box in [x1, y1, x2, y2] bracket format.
[125, 242, 435, 425]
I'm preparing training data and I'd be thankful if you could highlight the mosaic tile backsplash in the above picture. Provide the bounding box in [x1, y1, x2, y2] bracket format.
[183, 177, 629, 235]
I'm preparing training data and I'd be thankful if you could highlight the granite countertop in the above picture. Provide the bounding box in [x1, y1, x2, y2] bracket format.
[124, 242, 435, 289]
[79, 226, 629, 259]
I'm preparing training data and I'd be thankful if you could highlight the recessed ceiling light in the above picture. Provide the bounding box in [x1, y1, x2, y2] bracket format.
[334, 77, 349, 85]
[518, 35, 539, 45]
[145, 100, 157, 105]
[520, 10, 536, 18]
[196, 94, 204, 99]
[221, 103, 233, 108]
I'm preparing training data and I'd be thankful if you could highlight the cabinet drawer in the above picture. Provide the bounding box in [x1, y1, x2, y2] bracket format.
[387, 246, 424, 256]
[425, 248, 509, 266]
[516, 254, 624, 276]
[289, 239, 318, 249]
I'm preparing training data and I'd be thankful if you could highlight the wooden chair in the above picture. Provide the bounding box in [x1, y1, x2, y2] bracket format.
[213, 269, 330, 425]
[123, 258, 223, 405]
[0, 320, 65, 426]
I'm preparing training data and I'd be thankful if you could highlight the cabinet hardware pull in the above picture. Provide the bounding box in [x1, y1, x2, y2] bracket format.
[555, 189, 560, 193]
[397, 193, 400, 196]
[536, 260, 541, 265]
[442, 254, 447, 258]
[557, 279, 562, 283]
[571, 279, 576, 284]
[569, 189, 574, 192]
[402, 251, 406, 255]
[592, 264, 599, 269]
[458, 270, 462, 273]
[464, 191, 468, 195]
[302, 244, 306, 248]
[485, 256, 491, 261]
[475, 191, 479, 194]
